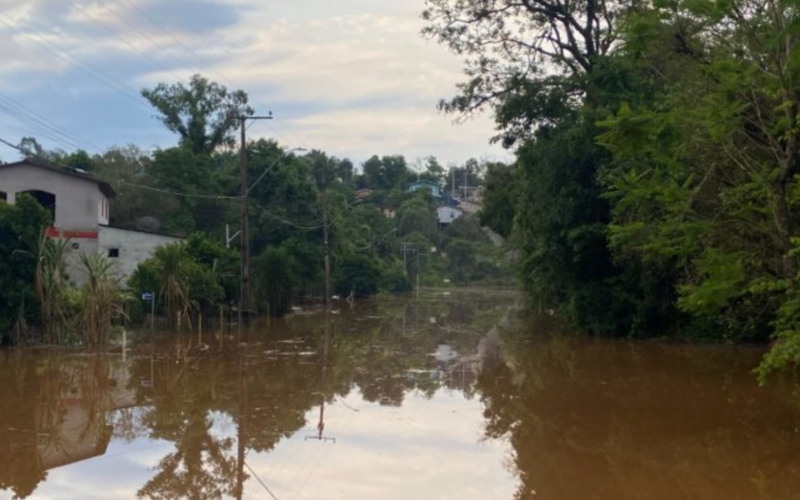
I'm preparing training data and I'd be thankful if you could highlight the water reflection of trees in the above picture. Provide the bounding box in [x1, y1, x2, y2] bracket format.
[0, 292, 514, 499]
[135, 347, 236, 499]
[477, 312, 800, 500]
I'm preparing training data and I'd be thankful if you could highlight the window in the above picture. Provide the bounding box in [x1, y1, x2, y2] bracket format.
[20, 190, 56, 222]
[108, 248, 120, 258]
[0, 191, 6, 202]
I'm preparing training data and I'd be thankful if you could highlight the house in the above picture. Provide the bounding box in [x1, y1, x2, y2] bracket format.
[355, 188, 374, 200]
[406, 179, 443, 199]
[0, 159, 182, 284]
[437, 206, 463, 226]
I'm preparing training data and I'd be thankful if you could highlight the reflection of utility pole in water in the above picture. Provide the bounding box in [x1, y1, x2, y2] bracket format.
[235, 347, 248, 500]
[306, 307, 336, 443]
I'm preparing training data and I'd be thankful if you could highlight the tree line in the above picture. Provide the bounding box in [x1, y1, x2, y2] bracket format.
[0, 74, 510, 345]
[424, 0, 800, 379]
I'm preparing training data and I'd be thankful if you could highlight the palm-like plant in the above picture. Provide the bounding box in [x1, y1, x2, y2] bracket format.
[76, 253, 129, 345]
[33, 232, 72, 345]
[152, 244, 191, 328]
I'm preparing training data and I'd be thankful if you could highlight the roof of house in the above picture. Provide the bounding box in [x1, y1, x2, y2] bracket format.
[0, 159, 116, 198]
[407, 179, 441, 188]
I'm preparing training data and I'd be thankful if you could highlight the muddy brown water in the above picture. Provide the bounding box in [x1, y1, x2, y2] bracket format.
[1, 289, 799, 500]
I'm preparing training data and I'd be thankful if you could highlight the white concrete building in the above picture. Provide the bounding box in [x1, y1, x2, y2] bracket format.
[437, 206, 463, 226]
[0, 159, 182, 284]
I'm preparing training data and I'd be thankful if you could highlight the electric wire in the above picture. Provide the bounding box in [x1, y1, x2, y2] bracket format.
[117, 180, 242, 200]
[243, 459, 280, 500]
[116, 0, 316, 150]
[0, 12, 149, 109]
[0, 101, 87, 153]
[62, 0, 189, 86]
[0, 91, 103, 153]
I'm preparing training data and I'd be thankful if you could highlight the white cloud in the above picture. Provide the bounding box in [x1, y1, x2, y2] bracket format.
[0, 0, 512, 165]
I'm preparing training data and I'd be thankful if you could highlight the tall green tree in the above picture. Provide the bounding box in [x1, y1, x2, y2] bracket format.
[422, 0, 620, 145]
[141, 74, 253, 154]
[479, 162, 517, 238]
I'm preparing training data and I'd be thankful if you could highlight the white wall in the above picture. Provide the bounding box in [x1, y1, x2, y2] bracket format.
[437, 206, 463, 225]
[0, 164, 106, 230]
[98, 226, 183, 281]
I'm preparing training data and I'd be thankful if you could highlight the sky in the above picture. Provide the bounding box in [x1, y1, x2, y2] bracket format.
[0, 0, 511, 167]
[22, 390, 518, 500]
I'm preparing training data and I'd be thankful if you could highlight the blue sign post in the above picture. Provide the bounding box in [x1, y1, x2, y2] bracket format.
[142, 291, 155, 338]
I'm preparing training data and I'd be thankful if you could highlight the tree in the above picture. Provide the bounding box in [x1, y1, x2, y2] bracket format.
[422, 0, 620, 145]
[361, 155, 383, 189]
[0, 195, 50, 345]
[141, 74, 254, 154]
[422, 156, 445, 183]
[17, 137, 48, 160]
[253, 246, 295, 317]
[596, 0, 800, 370]
[397, 196, 437, 241]
[148, 147, 228, 234]
[479, 162, 517, 238]
[59, 149, 95, 171]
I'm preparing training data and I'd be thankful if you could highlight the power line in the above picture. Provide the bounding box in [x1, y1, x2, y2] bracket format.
[0, 102, 84, 152]
[62, 0, 189, 85]
[0, 12, 149, 109]
[243, 459, 280, 500]
[0, 92, 103, 153]
[118, 179, 242, 200]
[248, 201, 324, 231]
[116, 0, 315, 150]
[118, 179, 326, 231]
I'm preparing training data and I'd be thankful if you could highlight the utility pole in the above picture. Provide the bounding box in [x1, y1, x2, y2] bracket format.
[401, 242, 416, 277]
[239, 114, 272, 326]
[307, 307, 336, 443]
[463, 166, 468, 202]
[322, 192, 331, 303]
[416, 249, 420, 300]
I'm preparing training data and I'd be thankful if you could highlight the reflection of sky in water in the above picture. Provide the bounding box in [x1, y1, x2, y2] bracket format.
[12, 437, 174, 500]
[246, 390, 515, 500]
[2, 389, 515, 500]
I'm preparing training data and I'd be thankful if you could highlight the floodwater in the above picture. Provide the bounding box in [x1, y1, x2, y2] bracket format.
[1, 289, 800, 500]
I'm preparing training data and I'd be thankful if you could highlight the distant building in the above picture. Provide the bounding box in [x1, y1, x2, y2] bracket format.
[406, 179, 443, 199]
[355, 188, 374, 200]
[437, 206, 463, 226]
[0, 159, 182, 284]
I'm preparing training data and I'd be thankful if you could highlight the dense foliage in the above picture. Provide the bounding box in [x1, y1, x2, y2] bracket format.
[0, 195, 50, 345]
[425, 0, 800, 377]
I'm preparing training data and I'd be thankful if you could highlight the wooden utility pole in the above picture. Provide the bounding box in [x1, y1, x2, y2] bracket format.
[322, 193, 331, 303]
[306, 307, 336, 443]
[239, 114, 272, 325]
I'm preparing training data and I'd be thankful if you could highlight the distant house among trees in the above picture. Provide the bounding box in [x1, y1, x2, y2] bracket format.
[406, 179, 443, 199]
[0, 159, 182, 283]
[355, 188, 374, 200]
[437, 206, 463, 227]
